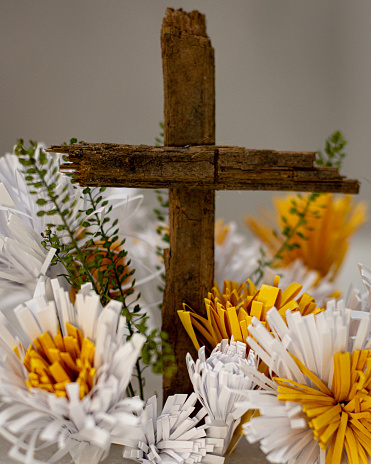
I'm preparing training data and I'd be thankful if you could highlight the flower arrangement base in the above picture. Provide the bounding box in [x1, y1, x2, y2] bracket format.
[69, 445, 104, 464]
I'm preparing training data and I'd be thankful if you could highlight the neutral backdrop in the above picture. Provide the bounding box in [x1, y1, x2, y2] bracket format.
[0, 3, 370, 460]
[1, 1, 371, 285]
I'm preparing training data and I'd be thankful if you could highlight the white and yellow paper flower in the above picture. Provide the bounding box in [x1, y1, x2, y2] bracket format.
[0, 279, 145, 464]
[263, 259, 337, 307]
[123, 393, 225, 464]
[239, 300, 371, 464]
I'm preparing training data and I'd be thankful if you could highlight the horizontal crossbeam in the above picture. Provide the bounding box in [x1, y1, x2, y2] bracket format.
[47, 143, 359, 193]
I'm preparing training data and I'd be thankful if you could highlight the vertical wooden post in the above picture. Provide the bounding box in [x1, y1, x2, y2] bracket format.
[161, 8, 215, 401]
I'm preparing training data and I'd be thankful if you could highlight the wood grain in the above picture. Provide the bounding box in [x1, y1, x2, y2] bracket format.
[161, 8, 215, 402]
[162, 8, 215, 146]
[47, 143, 360, 193]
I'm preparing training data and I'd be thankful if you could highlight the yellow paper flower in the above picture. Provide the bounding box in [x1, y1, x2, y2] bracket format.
[178, 277, 321, 356]
[240, 301, 371, 464]
[246, 193, 366, 281]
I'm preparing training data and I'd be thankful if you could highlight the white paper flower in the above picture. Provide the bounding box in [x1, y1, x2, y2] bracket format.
[122, 225, 165, 321]
[0, 278, 145, 464]
[0, 146, 83, 302]
[263, 259, 336, 307]
[107, 189, 165, 326]
[0, 145, 164, 319]
[238, 300, 371, 464]
[347, 263, 371, 312]
[123, 393, 226, 464]
[214, 220, 260, 288]
[214, 220, 335, 306]
[186, 339, 258, 454]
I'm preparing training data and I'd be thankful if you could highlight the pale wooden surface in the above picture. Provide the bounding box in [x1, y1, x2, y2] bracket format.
[0, 437, 269, 463]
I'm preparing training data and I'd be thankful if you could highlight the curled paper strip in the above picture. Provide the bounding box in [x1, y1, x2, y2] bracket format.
[347, 264, 371, 313]
[123, 393, 225, 464]
[239, 300, 371, 464]
[0, 279, 145, 464]
[186, 339, 258, 454]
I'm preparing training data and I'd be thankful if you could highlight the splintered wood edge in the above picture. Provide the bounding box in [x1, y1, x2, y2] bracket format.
[163, 8, 207, 37]
[46, 143, 360, 194]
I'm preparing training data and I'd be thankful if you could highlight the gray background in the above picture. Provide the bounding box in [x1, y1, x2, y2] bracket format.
[1, 1, 371, 285]
[0, 3, 370, 460]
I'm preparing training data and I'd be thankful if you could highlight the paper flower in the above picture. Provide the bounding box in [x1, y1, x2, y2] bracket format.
[178, 277, 321, 356]
[0, 278, 145, 464]
[187, 339, 258, 455]
[0, 144, 163, 321]
[264, 259, 337, 307]
[246, 193, 366, 281]
[347, 264, 371, 313]
[0, 149, 73, 297]
[215, 219, 336, 306]
[214, 219, 261, 288]
[123, 393, 225, 464]
[239, 301, 371, 464]
[123, 225, 165, 320]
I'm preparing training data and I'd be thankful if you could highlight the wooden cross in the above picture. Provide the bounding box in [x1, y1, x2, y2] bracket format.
[47, 8, 359, 402]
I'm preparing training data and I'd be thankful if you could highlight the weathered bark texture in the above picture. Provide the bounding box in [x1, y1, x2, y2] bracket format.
[162, 8, 215, 401]
[48, 143, 360, 194]
[162, 188, 214, 399]
[162, 8, 215, 146]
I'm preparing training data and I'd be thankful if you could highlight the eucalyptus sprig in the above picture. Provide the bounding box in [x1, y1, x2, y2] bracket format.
[15, 139, 100, 294]
[155, 121, 164, 147]
[315, 130, 347, 170]
[250, 131, 348, 285]
[250, 192, 321, 286]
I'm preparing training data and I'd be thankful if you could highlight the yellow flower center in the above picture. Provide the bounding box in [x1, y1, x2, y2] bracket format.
[275, 350, 371, 464]
[15, 322, 96, 400]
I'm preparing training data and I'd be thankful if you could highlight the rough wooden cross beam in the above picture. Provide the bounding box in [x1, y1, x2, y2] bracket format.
[50, 143, 359, 192]
[47, 8, 359, 402]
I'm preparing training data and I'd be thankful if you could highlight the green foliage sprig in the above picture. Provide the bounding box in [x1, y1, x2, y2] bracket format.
[155, 121, 164, 147]
[250, 131, 348, 286]
[250, 192, 321, 286]
[15, 139, 175, 399]
[315, 131, 347, 170]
